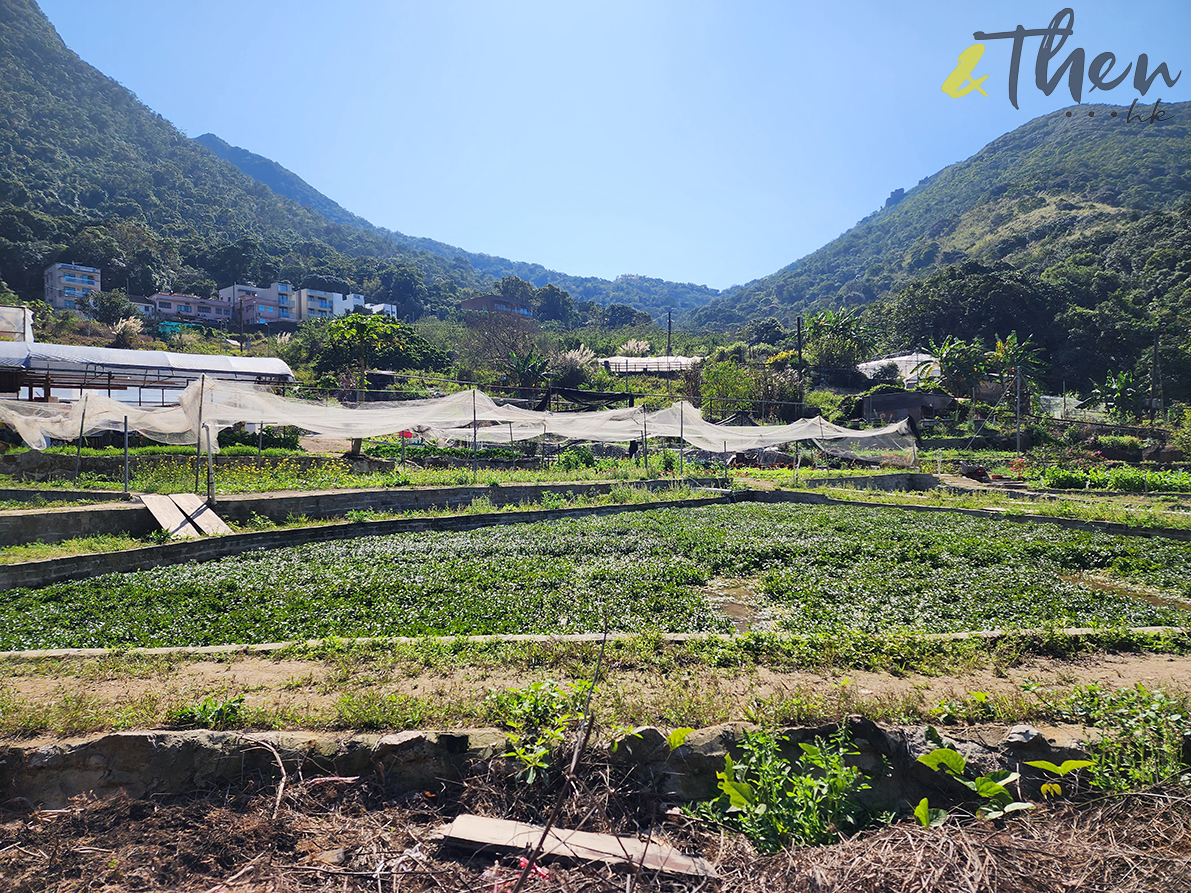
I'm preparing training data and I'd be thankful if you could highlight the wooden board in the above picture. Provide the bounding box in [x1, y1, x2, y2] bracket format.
[170, 493, 233, 536]
[138, 494, 201, 538]
[435, 814, 716, 879]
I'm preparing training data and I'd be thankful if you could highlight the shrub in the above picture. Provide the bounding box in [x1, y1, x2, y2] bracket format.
[556, 447, 595, 471]
[1095, 435, 1143, 453]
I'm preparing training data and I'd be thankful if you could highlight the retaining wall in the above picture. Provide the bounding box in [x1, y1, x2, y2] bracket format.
[803, 473, 939, 491]
[0, 477, 725, 548]
[0, 502, 157, 546]
[0, 718, 1085, 810]
[0, 491, 735, 591]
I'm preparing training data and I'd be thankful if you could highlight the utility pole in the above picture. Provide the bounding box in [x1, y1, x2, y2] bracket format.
[1015, 368, 1022, 456]
[1151, 330, 1160, 425]
[666, 310, 673, 395]
[796, 316, 803, 368]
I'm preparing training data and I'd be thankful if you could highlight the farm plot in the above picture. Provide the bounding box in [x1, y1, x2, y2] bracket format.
[1, 504, 1188, 650]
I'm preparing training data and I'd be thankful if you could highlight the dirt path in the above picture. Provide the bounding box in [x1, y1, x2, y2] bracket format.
[4, 651, 1189, 733]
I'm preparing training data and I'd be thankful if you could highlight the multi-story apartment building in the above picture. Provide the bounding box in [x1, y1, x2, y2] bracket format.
[44, 262, 100, 311]
[151, 292, 234, 324]
[295, 287, 339, 321]
[218, 282, 295, 326]
[334, 293, 368, 316]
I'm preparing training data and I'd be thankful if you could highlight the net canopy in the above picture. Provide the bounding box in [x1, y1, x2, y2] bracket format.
[0, 378, 916, 460]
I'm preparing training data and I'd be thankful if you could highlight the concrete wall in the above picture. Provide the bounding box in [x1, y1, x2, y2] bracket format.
[0, 503, 157, 546]
[803, 473, 939, 492]
[213, 478, 725, 524]
[0, 492, 735, 591]
[0, 478, 725, 548]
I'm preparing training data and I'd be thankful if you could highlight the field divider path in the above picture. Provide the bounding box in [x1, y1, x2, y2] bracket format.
[0, 625, 1184, 661]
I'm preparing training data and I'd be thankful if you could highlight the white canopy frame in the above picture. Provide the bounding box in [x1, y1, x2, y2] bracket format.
[0, 379, 915, 459]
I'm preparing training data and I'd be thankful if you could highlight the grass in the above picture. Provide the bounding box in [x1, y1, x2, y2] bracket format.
[1, 503, 1188, 650]
[0, 533, 149, 565]
[2, 629, 1189, 736]
[0, 497, 121, 511]
[34, 455, 717, 495]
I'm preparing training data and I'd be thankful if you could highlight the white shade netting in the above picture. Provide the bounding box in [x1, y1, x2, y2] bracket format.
[0, 378, 915, 459]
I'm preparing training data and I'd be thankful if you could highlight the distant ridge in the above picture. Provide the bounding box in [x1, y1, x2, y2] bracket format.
[692, 101, 1191, 328]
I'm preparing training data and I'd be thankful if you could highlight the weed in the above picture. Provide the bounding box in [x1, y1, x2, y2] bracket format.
[165, 694, 244, 730]
[693, 727, 873, 851]
[488, 679, 591, 783]
[917, 744, 1033, 819]
[1061, 683, 1191, 792]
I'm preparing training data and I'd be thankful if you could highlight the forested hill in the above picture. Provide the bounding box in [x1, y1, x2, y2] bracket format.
[193, 133, 377, 232]
[692, 102, 1191, 328]
[195, 133, 723, 316]
[0, 0, 718, 319]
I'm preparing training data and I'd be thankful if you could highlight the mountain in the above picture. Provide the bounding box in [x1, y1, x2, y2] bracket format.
[0, 0, 718, 320]
[193, 133, 376, 231]
[692, 102, 1191, 328]
[194, 133, 723, 316]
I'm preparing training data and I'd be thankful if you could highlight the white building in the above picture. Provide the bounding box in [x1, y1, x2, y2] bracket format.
[44, 262, 100, 311]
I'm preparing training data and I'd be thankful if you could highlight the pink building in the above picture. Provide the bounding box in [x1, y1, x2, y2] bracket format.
[218, 282, 295, 326]
[151, 292, 234, 324]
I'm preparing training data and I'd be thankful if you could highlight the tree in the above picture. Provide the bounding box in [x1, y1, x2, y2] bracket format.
[380, 263, 428, 318]
[534, 283, 577, 327]
[497, 276, 536, 308]
[508, 348, 550, 388]
[90, 289, 135, 325]
[915, 335, 986, 397]
[744, 316, 789, 346]
[986, 331, 1044, 391]
[315, 313, 447, 391]
[701, 361, 754, 419]
[1091, 370, 1145, 422]
[603, 303, 649, 328]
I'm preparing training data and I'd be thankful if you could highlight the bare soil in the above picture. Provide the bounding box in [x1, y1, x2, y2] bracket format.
[7, 652, 1190, 723]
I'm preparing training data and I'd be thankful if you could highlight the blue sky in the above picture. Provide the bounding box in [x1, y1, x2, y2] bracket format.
[37, 1, 1191, 290]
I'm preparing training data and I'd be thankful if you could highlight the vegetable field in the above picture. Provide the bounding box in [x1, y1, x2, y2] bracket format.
[2, 504, 1188, 649]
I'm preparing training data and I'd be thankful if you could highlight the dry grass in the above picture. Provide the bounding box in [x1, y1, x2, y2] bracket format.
[3, 760, 1190, 892]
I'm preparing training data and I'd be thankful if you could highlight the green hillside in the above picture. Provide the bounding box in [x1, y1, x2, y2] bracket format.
[0, 0, 717, 320]
[693, 103, 1191, 328]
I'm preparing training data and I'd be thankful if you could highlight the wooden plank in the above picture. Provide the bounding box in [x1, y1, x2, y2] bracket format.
[138, 494, 201, 538]
[434, 814, 716, 879]
[170, 493, 233, 535]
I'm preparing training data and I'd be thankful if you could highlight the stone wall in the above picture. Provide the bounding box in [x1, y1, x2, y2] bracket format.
[0, 718, 1088, 810]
